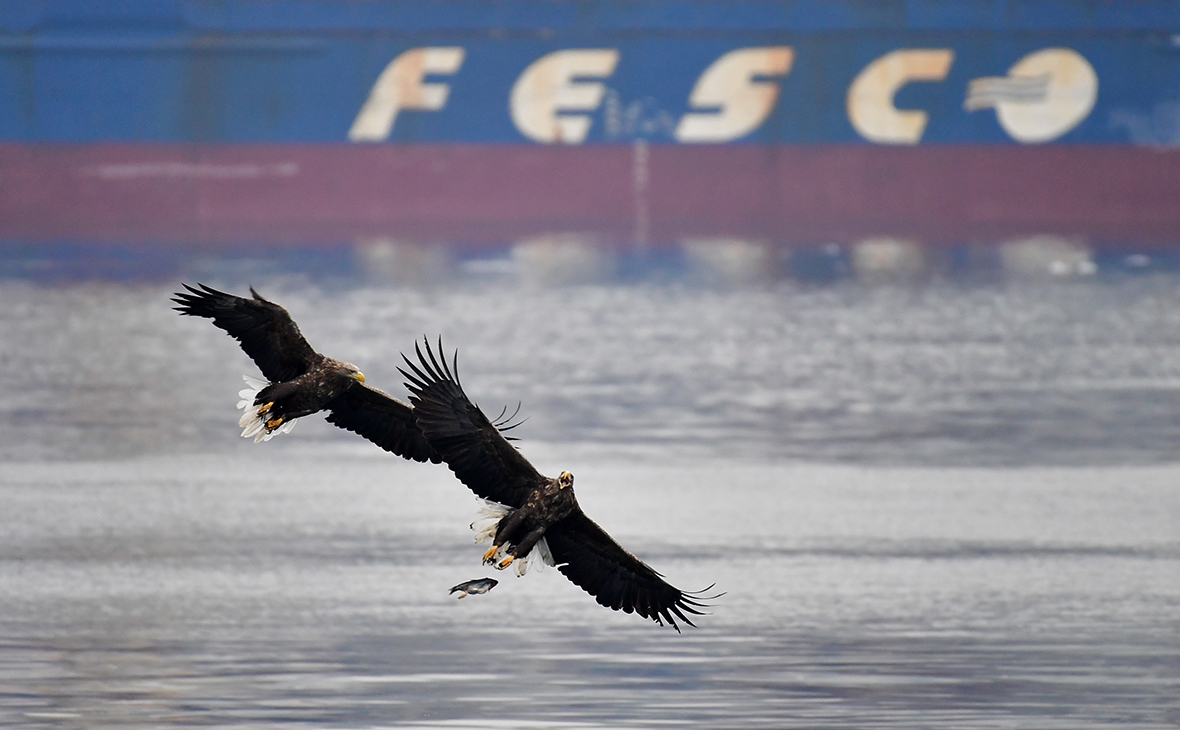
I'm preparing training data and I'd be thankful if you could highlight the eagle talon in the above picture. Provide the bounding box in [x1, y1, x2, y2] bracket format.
[497, 556, 515, 570]
[266, 417, 284, 431]
[482, 546, 499, 563]
[258, 401, 273, 415]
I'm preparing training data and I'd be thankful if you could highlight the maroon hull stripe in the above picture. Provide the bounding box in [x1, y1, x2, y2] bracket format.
[2, 143, 1179, 247]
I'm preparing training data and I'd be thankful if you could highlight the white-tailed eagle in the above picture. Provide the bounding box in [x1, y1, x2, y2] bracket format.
[172, 283, 439, 463]
[400, 338, 718, 631]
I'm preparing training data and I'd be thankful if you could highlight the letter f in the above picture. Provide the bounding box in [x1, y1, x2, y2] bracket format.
[349, 47, 466, 141]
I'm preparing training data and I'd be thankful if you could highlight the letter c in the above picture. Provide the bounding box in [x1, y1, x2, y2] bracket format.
[846, 49, 954, 145]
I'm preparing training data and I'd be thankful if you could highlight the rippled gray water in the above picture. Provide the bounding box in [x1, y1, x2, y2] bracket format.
[1, 275, 1178, 727]
[8, 276, 1180, 465]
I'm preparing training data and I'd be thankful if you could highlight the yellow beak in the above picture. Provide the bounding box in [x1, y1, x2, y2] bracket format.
[353, 371, 366, 383]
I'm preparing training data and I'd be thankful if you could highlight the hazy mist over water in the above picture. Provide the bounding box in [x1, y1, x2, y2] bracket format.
[1, 271, 1178, 727]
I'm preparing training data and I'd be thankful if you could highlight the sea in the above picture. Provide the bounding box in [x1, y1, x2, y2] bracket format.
[0, 251, 1177, 728]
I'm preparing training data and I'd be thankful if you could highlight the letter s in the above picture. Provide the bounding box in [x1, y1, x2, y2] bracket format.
[675, 47, 794, 143]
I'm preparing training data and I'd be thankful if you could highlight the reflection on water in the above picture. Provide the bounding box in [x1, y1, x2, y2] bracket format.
[7, 237, 1180, 287]
[1, 270, 1179, 727]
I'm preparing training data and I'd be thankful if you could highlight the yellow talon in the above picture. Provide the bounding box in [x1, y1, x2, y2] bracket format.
[258, 402, 274, 415]
[483, 546, 499, 563]
[266, 417, 284, 431]
[497, 556, 515, 570]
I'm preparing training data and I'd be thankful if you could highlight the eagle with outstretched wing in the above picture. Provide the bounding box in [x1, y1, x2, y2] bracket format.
[172, 283, 439, 463]
[400, 338, 718, 631]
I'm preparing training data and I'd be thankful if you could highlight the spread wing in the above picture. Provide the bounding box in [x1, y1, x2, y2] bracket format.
[324, 384, 441, 464]
[399, 338, 543, 507]
[172, 283, 318, 383]
[545, 510, 718, 632]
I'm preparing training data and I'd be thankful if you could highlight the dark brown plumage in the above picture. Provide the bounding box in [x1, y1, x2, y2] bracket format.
[172, 283, 438, 463]
[400, 338, 717, 632]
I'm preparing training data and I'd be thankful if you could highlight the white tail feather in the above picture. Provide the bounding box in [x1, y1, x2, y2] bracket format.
[238, 408, 257, 429]
[240, 374, 267, 395]
[235, 374, 295, 442]
[471, 499, 511, 544]
[241, 417, 265, 439]
[469, 499, 554, 576]
[510, 536, 553, 576]
[536, 536, 555, 569]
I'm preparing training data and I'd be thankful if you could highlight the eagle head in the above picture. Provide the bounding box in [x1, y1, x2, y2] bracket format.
[558, 471, 574, 489]
[336, 361, 366, 384]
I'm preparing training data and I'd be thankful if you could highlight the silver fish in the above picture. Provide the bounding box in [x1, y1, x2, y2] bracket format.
[449, 578, 499, 599]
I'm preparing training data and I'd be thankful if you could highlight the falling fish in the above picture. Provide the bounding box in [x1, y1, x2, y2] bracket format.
[449, 578, 498, 599]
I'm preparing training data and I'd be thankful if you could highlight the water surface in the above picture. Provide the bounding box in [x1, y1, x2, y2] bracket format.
[0, 276, 1178, 727]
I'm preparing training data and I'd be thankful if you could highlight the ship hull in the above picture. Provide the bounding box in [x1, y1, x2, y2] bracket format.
[5, 1, 1180, 250]
[3, 143, 1178, 248]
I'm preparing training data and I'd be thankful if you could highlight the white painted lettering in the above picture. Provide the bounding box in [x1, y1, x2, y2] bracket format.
[510, 49, 619, 144]
[965, 48, 1097, 144]
[675, 47, 793, 143]
[846, 49, 954, 145]
[349, 47, 465, 142]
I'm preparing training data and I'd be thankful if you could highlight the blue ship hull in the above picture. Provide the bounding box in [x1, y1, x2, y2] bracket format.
[2, 0, 1180, 248]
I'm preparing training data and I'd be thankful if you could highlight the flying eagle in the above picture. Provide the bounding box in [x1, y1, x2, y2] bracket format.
[400, 338, 717, 631]
[172, 283, 439, 463]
